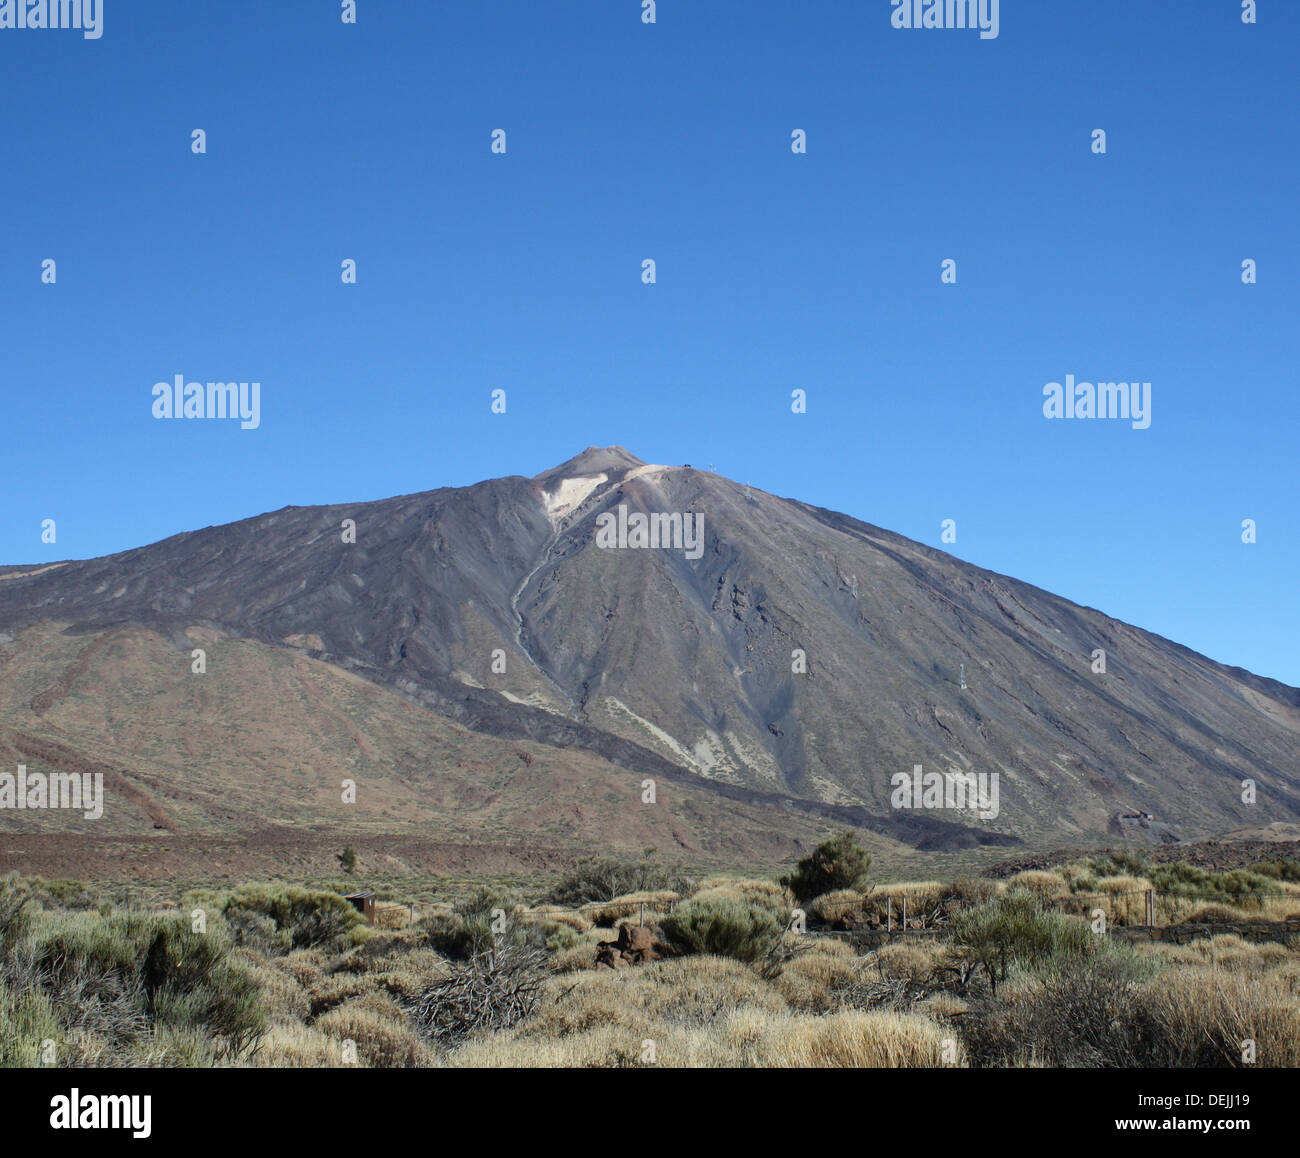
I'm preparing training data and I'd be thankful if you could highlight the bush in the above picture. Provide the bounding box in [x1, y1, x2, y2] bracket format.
[1141, 967, 1300, 1067]
[548, 858, 695, 906]
[1251, 859, 1300, 883]
[0, 874, 35, 953]
[969, 951, 1300, 1068]
[316, 998, 431, 1067]
[1088, 851, 1151, 878]
[780, 832, 872, 903]
[423, 913, 492, 961]
[660, 897, 784, 963]
[23, 877, 102, 912]
[224, 909, 292, 957]
[6, 909, 265, 1063]
[138, 921, 266, 1057]
[864, 881, 947, 926]
[423, 888, 548, 961]
[1091, 876, 1154, 925]
[692, 878, 793, 911]
[731, 1008, 964, 1068]
[222, 884, 361, 951]
[1178, 904, 1246, 924]
[951, 892, 1095, 993]
[0, 978, 62, 1067]
[975, 952, 1156, 1067]
[1145, 862, 1282, 908]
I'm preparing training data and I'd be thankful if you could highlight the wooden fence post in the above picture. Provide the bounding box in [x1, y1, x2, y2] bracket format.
[887, 897, 892, 933]
[1145, 889, 1154, 927]
[902, 895, 908, 930]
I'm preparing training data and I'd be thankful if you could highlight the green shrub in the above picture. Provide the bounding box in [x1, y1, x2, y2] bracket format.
[8, 909, 265, 1063]
[0, 978, 62, 1067]
[548, 858, 695, 906]
[224, 909, 293, 957]
[138, 921, 265, 1057]
[0, 874, 35, 954]
[544, 924, 580, 953]
[951, 892, 1096, 993]
[24, 877, 101, 912]
[1251, 859, 1300, 883]
[659, 897, 784, 963]
[423, 888, 548, 961]
[780, 831, 872, 903]
[221, 884, 360, 951]
[1143, 862, 1283, 908]
[1088, 851, 1151, 878]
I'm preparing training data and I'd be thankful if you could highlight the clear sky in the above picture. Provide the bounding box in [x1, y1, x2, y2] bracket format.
[2, 2, 1296, 685]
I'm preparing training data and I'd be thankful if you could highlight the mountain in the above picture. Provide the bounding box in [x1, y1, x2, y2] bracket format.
[1, 447, 1297, 874]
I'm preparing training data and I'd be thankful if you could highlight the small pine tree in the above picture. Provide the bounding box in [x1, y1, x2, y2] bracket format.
[340, 845, 357, 873]
[781, 830, 872, 902]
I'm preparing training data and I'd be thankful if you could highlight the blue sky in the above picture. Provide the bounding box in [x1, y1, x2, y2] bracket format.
[2, 2, 1296, 685]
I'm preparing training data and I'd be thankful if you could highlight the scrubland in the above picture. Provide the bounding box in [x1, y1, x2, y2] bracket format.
[3, 841, 1299, 1068]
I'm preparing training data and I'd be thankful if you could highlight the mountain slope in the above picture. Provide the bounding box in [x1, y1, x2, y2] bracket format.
[1, 447, 1296, 851]
[0, 621, 847, 878]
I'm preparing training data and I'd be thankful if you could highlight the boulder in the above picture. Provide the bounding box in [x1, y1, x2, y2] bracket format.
[595, 943, 629, 970]
[595, 924, 663, 967]
[617, 924, 657, 956]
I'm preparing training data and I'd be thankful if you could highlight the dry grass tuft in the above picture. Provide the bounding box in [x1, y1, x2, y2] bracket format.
[447, 961, 960, 1068]
[809, 890, 865, 926]
[772, 951, 860, 1012]
[691, 879, 793, 911]
[252, 1022, 347, 1068]
[315, 998, 433, 1067]
[1144, 967, 1300, 1066]
[1005, 870, 1069, 902]
[1177, 903, 1252, 925]
[528, 909, 592, 934]
[723, 1008, 963, 1067]
[869, 940, 945, 984]
[580, 891, 681, 926]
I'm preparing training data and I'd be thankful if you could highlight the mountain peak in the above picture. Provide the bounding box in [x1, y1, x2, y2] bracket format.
[2, 450, 1295, 854]
[534, 446, 646, 482]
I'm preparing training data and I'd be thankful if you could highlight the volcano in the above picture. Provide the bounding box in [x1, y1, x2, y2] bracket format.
[0, 447, 1296, 875]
